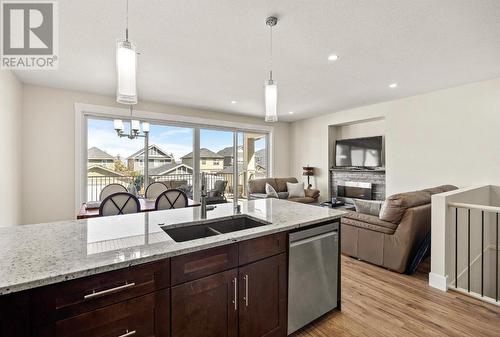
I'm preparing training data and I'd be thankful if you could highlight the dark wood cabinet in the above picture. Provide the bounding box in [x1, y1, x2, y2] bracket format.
[0, 291, 31, 337]
[0, 232, 293, 337]
[31, 259, 170, 325]
[171, 269, 238, 337]
[36, 289, 170, 337]
[238, 253, 287, 337]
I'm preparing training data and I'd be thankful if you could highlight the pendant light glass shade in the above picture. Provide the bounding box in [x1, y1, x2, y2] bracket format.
[131, 119, 140, 132]
[116, 39, 137, 104]
[114, 119, 124, 131]
[264, 79, 278, 122]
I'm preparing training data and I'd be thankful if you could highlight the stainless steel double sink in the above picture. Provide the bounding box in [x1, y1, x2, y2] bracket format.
[161, 216, 271, 242]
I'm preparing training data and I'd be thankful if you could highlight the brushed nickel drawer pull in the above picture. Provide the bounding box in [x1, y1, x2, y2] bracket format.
[118, 329, 136, 337]
[84, 282, 136, 300]
[232, 277, 237, 311]
[243, 274, 249, 307]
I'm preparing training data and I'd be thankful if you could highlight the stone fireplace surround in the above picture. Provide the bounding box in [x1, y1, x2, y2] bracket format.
[330, 168, 386, 202]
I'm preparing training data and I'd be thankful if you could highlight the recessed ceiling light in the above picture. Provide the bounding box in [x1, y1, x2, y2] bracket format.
[389, 83, 398, 88]
[327, 54, 339, 61]
[289, 111, 294, 114]
[230, 100, 237, 104]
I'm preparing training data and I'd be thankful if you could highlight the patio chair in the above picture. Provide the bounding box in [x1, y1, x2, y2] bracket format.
[206, 180, 228, 205]
[99, 183, 127, 201]
[145, 181, 168, 199]
[99, 192, 140, 217]
[155, 189, 189, 210]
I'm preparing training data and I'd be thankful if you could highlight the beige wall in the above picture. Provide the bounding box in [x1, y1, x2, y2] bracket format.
[291, 77, 500, 201]
[22, 85, 290, 224]
[0, 71, 23, 226]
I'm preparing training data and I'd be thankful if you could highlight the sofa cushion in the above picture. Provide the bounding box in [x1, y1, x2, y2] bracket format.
[305, 188, 320, 199]
[248, 178, 278, 194]
[265, 183, 278, 198]
[277, 192, 289, 199]
[288, 196, 316, 204]
[354, 199, 383, 216]
[343, 211, 399, 231]
[275, 177, 298, 192]
[341, 217, 396, 235]
[379, 190, 431, 224]
[287, 182, 305, 198]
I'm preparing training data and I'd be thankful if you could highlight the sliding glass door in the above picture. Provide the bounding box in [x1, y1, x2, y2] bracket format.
[84, 115, 268, 203]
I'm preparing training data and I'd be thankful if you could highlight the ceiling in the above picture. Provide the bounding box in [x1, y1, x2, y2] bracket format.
[14, 0, 500, 122]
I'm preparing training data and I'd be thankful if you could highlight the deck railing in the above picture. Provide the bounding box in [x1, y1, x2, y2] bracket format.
[448, 202, 499, 305]
[87, 172, 246, 201]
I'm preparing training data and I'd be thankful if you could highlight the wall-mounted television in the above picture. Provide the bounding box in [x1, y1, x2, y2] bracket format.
[335, 136, 383, 168]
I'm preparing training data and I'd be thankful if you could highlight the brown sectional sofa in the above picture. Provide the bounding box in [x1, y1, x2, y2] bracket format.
[248, 177, 320, 204]
[341, 185, 457, 273]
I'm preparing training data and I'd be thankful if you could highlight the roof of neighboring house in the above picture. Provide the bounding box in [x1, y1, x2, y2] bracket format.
[88, 147, 115, 160]
[218, 163, 243, 174]
[181, 148, 224, 159]
[87, 164, 123, 176]
[149, 163, 193, 176]
[127, 144, 173, 160]
[217, 145, 243, 157]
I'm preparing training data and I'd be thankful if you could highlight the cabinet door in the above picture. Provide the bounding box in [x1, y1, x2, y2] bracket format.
[171, 269, 238, 337]
[239, 253, 287, 337]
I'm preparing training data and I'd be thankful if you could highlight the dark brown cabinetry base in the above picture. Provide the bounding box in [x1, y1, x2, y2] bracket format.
[0, 224, 340, 337]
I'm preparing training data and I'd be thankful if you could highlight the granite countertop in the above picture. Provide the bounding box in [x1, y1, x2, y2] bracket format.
[0, 199, 345, 295]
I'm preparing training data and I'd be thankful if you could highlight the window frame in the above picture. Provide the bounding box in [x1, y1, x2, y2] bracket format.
[75, 103, 273, 212]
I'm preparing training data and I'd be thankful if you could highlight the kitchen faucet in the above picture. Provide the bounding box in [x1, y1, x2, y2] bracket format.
[200, 173, 207, 218]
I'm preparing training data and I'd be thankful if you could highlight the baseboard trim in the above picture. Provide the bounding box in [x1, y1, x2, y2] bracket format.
[429, 272, 448, 291]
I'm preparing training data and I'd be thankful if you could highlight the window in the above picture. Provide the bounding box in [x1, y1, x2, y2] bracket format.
[80, 106, 270, 206]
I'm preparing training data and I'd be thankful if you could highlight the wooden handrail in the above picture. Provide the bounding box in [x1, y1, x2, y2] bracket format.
[448, 202, 500, 213]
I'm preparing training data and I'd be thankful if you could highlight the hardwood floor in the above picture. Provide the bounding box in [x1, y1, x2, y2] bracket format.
[292, 256, 500, 337]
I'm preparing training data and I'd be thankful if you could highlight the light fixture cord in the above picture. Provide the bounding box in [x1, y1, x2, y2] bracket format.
[125, 0, 129, 41]
[269, 24, 273, 80]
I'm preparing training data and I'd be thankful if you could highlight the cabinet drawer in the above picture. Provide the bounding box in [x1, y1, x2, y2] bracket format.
[31, 259, 170, 325]
[35, 289, 170, 337]
[238, 233, 286, 265]
[171, 244, 238, 286]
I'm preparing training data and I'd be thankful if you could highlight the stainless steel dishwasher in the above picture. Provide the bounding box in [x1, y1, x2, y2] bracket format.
[288, 222, 339, 335]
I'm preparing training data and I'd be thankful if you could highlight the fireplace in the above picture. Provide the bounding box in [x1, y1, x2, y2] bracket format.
[337, 181, 372, 200]
[330, 168, 386, 202]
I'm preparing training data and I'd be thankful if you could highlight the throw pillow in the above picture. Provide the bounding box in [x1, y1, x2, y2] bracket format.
[287, 182, 305, 198]
[265, 183, 279, 198]
[354, 199, 383, 216]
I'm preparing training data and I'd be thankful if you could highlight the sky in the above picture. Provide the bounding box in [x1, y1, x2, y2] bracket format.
[88, 119, 264, 162]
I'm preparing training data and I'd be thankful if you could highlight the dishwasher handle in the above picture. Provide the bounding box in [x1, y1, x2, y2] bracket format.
[290, 231, 337, 248]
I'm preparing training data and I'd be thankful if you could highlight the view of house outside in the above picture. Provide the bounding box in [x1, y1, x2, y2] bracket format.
[87, 118, 267, 201]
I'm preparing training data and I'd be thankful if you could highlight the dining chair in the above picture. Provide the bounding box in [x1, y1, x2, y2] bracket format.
[155, 189, 188, 210]
[99, 192, 140, 217]
[145, 181, 168, 200]
[99, 183, 127, 201]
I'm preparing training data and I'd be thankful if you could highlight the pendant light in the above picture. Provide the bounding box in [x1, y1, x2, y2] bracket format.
[264, 16, 278, 122]
[116, 0, 137, 104]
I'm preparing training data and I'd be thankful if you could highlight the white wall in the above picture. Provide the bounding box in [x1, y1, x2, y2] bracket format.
[290, 77, 500, 201]
[0, 71, 23, 226]
[22, 85, 290, 224]
[336, 119, 385, 140]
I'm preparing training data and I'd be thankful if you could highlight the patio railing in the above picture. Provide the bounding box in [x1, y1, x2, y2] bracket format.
[87, 172, 248, 201]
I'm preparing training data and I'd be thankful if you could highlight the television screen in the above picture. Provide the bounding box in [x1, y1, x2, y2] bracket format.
[335, 136, 383, 167]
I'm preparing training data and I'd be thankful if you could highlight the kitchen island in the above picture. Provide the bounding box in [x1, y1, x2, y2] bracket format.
[0, 199, 345, 337]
